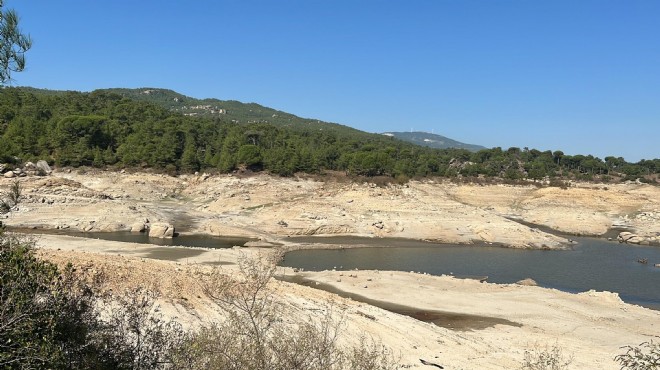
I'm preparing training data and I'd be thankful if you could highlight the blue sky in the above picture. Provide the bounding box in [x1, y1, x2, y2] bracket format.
[8, 0, 660, 162]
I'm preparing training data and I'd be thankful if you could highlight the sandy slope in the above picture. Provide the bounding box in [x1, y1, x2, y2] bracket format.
[295, 269, 660, 369]
[32, 233, 660, 369]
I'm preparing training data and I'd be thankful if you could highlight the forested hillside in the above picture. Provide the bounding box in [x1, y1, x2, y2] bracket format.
[97, 87, 365, 134]
[0, 87, 657, 181]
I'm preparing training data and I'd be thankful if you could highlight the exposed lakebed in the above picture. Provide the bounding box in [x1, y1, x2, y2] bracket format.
[278, 274, 522, 331]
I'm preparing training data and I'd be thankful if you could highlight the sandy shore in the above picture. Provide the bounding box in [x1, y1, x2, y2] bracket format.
[26, 232, 660, 369]
[293, 269, 660, 369]
[3, 171, 660, 369]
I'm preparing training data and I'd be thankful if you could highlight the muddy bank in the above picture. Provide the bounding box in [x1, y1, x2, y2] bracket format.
[278, 274, 521, 331]
[291, 268, 660, 369]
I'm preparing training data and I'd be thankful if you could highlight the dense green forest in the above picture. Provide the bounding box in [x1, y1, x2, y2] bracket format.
[0, 87, 658, 181]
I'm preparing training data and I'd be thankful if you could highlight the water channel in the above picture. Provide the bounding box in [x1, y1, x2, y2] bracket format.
[11, 228, 253, 249]
[15, 227, 660, 310]
[280, 236, 660, 310]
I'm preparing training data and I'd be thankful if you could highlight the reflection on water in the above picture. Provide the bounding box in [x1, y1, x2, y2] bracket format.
[281, 237, 660, 310]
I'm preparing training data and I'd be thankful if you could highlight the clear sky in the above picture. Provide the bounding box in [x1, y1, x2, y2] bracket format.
[7, 1, 660, 162]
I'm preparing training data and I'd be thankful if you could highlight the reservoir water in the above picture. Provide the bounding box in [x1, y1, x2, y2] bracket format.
[281, 237, 660, 310]
[14, 227, 660, 310]
[11, 228, 252, 249]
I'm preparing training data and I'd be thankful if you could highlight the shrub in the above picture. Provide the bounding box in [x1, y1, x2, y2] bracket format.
[520, 342, 573, 370]
[92, 287, 184, 369]
[615, 340, 660, 369]
[0, 233, 97, 369]
[172, 252, 398, 370]
[0, 232, 182, 369]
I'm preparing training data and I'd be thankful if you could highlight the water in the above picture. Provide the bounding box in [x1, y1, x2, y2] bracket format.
[15, 227, 660, 309]
[281, 237, 660, 309]
[10, 228, 253, 249]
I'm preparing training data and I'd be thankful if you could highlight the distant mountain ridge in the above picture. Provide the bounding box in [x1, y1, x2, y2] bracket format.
[97, 87, 367, 135]
[20, 87, 483, 152]
[105, 88, 485, 151]
[382, 131, 485, 152]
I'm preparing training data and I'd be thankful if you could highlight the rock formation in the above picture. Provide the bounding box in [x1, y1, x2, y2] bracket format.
[148, 223, 175, 238]
[617, 231, 646, 245]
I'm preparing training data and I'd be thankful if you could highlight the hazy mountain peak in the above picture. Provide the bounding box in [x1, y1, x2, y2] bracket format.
[382, 131, 485, 152]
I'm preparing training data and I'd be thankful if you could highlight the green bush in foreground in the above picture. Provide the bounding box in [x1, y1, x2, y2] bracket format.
[0, 233, 95, 368]
[0, 232, 182, 369]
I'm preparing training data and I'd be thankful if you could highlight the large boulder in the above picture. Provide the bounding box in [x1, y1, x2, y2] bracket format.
[35, 160, 52, 175]
[3, 171, 14, 178]
[130, 222, 147, 233]
[148, 223, 175, 238]
[23, 162, 39, 176]
[617, 231, 645, 244]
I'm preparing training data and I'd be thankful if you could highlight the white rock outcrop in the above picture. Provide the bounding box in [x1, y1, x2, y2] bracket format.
[617, 231, 645, 244]
[36, 160, 52, 175]
[148, 223, 175, 238]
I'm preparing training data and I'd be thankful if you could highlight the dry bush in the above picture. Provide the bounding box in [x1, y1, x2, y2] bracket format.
[0, 179, 21, 213]
[615, 340, 660, 369]
[520, 342, 573, 370]
[93, 287, 184, 369]
[172, 252, 398, 370]
[548, 178, 570, 189]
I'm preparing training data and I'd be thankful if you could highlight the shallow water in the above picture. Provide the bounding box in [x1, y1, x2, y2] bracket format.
[11, 228, 252, 249]
[281, 237, 660, 309]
